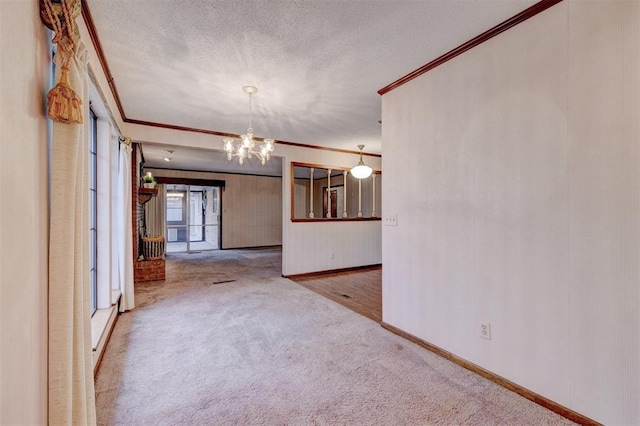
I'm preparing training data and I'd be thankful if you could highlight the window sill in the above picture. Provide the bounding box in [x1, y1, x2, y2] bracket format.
[291, 217, 381, 223]
[91, 290, 122, 375]
[111, 289, 121, 307]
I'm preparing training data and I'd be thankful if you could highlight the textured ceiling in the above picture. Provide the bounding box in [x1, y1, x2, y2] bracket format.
[87, 0, 538, 157]
[143, 143, 283, 176]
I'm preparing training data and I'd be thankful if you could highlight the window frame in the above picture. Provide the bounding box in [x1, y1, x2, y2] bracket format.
[290, 161, 382, 222]
[89, 108, 98, 316]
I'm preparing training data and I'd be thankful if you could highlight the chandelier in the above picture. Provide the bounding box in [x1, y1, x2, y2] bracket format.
[223, 86, 275, 165]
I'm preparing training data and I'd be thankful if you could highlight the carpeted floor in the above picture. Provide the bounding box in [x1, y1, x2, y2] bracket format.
[95, 248, 573, 425]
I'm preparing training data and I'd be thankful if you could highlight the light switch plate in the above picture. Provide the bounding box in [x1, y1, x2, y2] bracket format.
[384, 214, 398, 226]
[480, 323, 491, 340]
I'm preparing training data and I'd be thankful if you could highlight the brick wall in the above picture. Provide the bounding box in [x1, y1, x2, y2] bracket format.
[134, 259, 165, 282]
[132, 143, 166, 283]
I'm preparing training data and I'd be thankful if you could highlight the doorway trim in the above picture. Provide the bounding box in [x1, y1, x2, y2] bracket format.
[155, 177, 226, 189]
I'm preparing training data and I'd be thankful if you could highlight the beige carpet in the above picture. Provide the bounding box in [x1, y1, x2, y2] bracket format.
[95, 248, 573, 425]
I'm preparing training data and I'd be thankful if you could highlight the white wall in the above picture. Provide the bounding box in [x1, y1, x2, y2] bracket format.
[0, 1, 50, 423]
[0, 4, 130, 421]
[381, 1, 639, 424]
[126, 123, 382, 275]
[287, 220, 381, 275]
[281, 145, 382, 275]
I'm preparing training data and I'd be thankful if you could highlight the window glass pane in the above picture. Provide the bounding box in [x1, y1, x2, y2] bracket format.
[89, 109, 97, 316]
[212, 188, 219, 214]
[190, 191, 203, 227]
[90, 191, 96, 230]
[167, 209, 182, 222]
[167, 191, 185, 223]
[90, 156, 97, 189]
[90, 231, 96, 270]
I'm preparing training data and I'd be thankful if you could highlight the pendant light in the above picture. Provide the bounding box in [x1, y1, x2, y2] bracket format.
[350, 144, 373, 179]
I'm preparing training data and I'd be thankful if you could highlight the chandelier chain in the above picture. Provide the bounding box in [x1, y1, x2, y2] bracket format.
[247, 92, 253, 133]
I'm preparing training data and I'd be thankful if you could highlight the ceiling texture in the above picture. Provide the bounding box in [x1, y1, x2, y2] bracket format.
[86, 0, 538, 170]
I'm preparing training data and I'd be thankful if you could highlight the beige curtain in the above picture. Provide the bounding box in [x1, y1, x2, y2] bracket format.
[48, 41, 96, 424]
[144, 183, 166, 238]
[117, 142, 135, 312]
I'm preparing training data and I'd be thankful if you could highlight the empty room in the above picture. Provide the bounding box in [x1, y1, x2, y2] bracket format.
[1, 0, 638, 425]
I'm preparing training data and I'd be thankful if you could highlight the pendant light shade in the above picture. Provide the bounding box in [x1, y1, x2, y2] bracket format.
[351, 145, 373, 179]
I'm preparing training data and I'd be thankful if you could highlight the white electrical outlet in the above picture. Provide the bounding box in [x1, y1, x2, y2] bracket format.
[480, 322, 491, 340]
[330, 252, 335, 260]
[384, 213, 398, 226]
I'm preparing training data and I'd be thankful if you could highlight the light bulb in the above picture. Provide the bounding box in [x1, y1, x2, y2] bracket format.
[241, 133, 254, 149]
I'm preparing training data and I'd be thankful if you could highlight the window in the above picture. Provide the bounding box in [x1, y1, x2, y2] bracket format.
[89, 108, 98, 315]
[290, 162, 382, 221]
[166, 190, 186, 224]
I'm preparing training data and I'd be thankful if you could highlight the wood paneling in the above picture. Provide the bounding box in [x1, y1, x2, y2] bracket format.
[148, 168, 282, 249]
[290, 266, 382, 322]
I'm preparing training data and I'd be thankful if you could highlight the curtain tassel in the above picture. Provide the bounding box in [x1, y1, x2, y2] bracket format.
[47, 64, 83, 124]
[41, 0, 83, 124]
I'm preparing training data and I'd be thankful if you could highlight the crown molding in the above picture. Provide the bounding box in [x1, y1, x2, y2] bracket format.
[126, 119, 382, 158]
[82, 1, 382, 157]
[378, 0, 564, 95]
[81, 0, 127, 121]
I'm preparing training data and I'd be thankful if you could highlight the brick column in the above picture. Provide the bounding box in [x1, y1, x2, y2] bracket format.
[132, 144, 165, 283]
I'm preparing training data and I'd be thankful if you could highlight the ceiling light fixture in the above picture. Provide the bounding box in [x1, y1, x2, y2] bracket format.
[163, 150, 174, 162]
[350, 145, 373, 179]
[223, 86, 275, 165]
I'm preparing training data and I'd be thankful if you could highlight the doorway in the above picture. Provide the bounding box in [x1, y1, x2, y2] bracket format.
[323, 185, 344, 218]
[166, 184, 221, 253]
